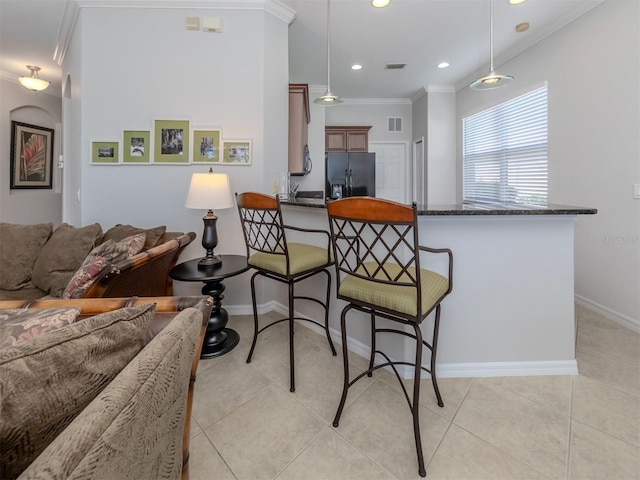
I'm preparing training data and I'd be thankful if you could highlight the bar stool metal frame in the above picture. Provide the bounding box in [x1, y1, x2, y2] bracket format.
[327, 197, 453, 477]
[236, 192, 337, 392]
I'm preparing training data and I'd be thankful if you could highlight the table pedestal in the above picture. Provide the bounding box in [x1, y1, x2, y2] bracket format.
[200, 279, 239, 358]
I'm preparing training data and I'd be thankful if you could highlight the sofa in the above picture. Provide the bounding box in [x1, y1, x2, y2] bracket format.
[0, 295, 213, 480]
[0, 222, 196, 301]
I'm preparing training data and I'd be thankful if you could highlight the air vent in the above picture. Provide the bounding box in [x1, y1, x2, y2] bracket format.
[385, 63, 406, 70]
[388, 117, 403, 132]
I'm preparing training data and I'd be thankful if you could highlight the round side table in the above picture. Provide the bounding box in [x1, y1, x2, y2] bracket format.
[170, 254, 249, 359]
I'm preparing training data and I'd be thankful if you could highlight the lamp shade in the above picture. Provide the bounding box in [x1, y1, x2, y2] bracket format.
[185, 171, 233, 210]
[18, 65, 50, 92]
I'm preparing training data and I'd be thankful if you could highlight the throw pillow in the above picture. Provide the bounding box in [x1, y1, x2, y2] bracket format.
[0, 223, 53, 290]
[61, 234, 145, 299]
[0, 302, 156, 479]
[0, 307, 80, 349]
[102, 224, 166, 249]
[31, 223, 103, 297]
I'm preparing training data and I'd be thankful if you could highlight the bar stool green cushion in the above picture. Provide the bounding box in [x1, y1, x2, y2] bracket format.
[248, 243, 331, 276]
[339, 262, 449, 317]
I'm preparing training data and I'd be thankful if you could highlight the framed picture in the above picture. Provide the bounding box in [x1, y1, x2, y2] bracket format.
[222, 140, 252, 165]
[153, 119, 190, 164]
[10, 121, 55, 189]
[192, 129, 222, 163]
[91, 141, 119, 164]
[122, 130, 150, 163]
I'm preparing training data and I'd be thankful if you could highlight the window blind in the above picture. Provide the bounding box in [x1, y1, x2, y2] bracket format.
[463, 85, 548, 205]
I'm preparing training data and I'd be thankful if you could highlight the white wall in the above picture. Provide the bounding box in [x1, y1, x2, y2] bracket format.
[456, 0, 640, 327]
[61, 4, 291, 306]
[0, 79, 62, 224]
[426, 88, 456, 204]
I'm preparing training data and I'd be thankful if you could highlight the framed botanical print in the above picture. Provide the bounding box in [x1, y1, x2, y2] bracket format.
[122, 130, 151, 163]
[10, 121, 54, 189]
[222, 139, 252, 165]
[192, 129, 222, 163]
[91, 141, 119, 164]
[153, 119, 190, 164]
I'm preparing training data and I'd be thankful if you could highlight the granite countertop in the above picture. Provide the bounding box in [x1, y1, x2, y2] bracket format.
[281, 197, 597, 216]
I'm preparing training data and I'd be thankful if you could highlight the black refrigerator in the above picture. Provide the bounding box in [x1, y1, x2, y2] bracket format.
[325, 152, 376, 199]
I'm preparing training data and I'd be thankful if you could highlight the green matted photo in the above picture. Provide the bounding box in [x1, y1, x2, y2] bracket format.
[91, 141, 119, 164]
[153, 119, 190, 164]
[122, 130, 150, 163]
[222, 139, 251, 165]
[192, 129, 222, 163]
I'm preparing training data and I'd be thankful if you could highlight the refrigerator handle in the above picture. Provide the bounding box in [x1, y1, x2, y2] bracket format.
[344, 169, 349, 197]
[348, 169, 353, 196]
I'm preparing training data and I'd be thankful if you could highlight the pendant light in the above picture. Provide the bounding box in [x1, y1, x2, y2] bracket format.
[314, 0, 343, 105]
[18, 65, 50, 92]
[470, 0, 513, 90]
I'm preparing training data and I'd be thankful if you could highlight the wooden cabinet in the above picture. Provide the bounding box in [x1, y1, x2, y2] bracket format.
[288, 84, 310, 176]
[325, 126, 371, 152]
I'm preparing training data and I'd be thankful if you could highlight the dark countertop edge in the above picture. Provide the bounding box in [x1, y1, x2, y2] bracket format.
[281, 199, 597, 216]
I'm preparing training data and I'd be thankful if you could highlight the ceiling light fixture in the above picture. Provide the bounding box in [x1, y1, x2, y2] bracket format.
[437, 62, 450, 69]
[314, 0, 343, 105]
[509, 0, 526, 5]
[18, 65, 50, 92]
[470, 0, 514, 90]
[351, 64, 362, 70]
[371, 0, 390, 7]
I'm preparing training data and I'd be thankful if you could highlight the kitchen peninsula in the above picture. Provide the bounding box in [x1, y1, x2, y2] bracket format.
[280, 198, 596, 378]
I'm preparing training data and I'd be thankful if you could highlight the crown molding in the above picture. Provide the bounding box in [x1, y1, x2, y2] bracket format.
[74, 0, 294, 23]
[54, 0, 80, 66]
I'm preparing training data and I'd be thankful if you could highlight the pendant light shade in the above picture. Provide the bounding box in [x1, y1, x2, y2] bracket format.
[314, 0, 343, 105]
[470, 0, 513, 90]
[18, 65, 50, 92]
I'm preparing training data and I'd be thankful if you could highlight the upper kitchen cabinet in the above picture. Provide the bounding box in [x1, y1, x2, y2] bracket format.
[288, 84, 311, 176]
[325, 126, 371, 152]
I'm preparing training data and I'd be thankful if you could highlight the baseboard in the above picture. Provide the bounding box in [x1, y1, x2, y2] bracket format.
[234, 301, 579, 378]
[575, 294, 640, 333]
[436, 360, 578, 378]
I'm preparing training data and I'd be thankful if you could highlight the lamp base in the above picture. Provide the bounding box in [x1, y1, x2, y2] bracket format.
[198, 254, 222, 269]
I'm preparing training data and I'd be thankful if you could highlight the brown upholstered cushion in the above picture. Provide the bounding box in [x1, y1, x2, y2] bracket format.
[0, 303, 155, 479]
[0, 307, 80, 349]
[18, 307, 203, 480]
[60, 234, 145, 299]
[31, 223, 103, 297]
[102, 224, 166, 249]
[0, 223, 53, 290]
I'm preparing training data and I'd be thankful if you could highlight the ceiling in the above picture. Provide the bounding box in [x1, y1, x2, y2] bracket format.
[0, 0, 604, 99]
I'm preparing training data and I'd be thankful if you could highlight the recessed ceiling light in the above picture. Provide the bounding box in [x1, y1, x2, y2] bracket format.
[515, 22, 529, 32]
[437, 62, 450, 69]
[371, 0, 390, 7]
[509, 0, 526, 4]
[351, 64, 362, 70]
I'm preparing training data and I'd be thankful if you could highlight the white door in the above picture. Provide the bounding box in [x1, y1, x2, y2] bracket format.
[370, 142, 408, 204]
[413, 137, 425, 204]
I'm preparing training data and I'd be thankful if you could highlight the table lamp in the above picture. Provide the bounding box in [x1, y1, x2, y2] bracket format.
[185, 168, 234, 268]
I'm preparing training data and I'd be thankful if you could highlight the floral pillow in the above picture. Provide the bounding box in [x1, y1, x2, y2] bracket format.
[61, 233, 145, 299]
[0, 308, 80, 350]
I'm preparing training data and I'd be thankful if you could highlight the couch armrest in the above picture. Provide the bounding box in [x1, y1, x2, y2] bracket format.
[81, 232, 196, 298]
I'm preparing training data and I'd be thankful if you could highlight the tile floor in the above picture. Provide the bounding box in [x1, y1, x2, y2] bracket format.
[189, 305, 640, 480]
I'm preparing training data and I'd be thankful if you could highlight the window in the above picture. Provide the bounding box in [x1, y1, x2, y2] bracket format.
[463, 84, 548, 205]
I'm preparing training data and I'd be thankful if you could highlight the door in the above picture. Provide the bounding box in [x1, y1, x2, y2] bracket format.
[413, 137, 425, 204]
[370, 143, 407, 203]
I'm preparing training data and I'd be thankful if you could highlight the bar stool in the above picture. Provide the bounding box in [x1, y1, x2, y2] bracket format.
[236, 192, 336, 392]
[326, 197, 453, 477]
